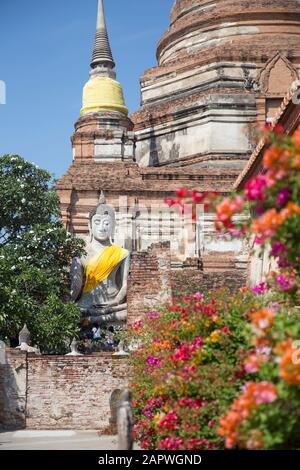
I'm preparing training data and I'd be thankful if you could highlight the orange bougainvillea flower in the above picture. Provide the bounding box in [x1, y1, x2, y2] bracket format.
[263, 146, 285, 169]
[251, 308, 275, 333]
[244, 353, 269, 374]
[215, 195, 245, 230]
[153, 341, 171, 352]
[252, 209, 284, 242]
[218, 381, 277, 449]
[274, 339, 300, 386]
[280, 201, 300, 221]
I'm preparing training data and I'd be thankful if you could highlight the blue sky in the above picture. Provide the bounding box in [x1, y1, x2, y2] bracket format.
[0, 0, 173, 178]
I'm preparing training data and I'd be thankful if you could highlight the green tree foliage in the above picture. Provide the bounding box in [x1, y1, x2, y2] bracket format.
[0, 155, 85, 353]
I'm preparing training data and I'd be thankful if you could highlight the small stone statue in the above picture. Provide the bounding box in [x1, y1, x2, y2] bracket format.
[15, 325, 40, 354]
[0, 341, 7, 365]
[66, 338, 83, 356]
[70, 191, 130, 326]
[16, 324, 31, 351]
[117, 389, 134, 450]
[113, 340, 129, 356]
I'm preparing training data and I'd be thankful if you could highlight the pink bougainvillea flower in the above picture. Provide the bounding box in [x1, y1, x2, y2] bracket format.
[192, 292, 205, 302]
[146, 356, 162, 367]
[252, 282, 268, 295]
[245, 175, 267, 201]
[148, 311, 160, 320]
[252, 381, 277, 405]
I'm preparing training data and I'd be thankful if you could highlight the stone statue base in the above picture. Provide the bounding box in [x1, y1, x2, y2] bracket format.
[80, 304, 127, 326]
[78, 307, 127, 355]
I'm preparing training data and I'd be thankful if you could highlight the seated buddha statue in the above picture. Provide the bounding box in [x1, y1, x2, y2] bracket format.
[70, 192, 130, 324]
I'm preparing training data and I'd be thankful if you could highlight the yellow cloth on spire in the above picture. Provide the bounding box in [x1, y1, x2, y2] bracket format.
[83, 245, 128, 294]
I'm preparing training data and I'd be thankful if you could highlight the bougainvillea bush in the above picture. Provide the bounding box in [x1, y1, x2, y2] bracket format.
[218, 304, 300, 449]
[128, 289, 266, 450]
[130, 125, 300, 450]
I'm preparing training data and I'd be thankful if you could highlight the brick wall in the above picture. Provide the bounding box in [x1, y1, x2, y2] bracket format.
[171, 269, 247, 298]
[0, 351, 128, 431]
[0, 349, 27, 430]
[171, 252, 247, 298]
[127, 241, 172, 324]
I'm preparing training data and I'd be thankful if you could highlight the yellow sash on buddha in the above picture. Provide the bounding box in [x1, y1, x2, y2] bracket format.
[83, 245, 128, 294]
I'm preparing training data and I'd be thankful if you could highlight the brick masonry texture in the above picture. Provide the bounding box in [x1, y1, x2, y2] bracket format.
[0, 351, 128, 431]
[127, 242, 172, 324]
[0, 350, 27, 430]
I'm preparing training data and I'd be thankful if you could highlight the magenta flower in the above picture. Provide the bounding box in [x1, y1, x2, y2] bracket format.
[277, 187, 291, 206]
[276, 274, 293, 292]
[271, 241, 287, 257]
[245, 175, 267, 201]
[146, 356, 161, 367]
[141, 409, 153, 418]
[148, 311, 160, 320]
[252, 282, 268, 295]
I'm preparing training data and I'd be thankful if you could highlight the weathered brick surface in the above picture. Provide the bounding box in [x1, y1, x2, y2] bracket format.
[0, 350, 27, 430]
[158, 0, 300, 65]
[127, 242, 172, 323]
[0, 351, 128, 431]
[171, 269, 247, 298]
[26, 355, 128, 430]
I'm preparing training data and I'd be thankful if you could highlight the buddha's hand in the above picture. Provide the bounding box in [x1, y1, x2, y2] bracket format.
[105, 299, 119, 308]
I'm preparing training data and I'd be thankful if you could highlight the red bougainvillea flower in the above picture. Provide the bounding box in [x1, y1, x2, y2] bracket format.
[176, 188, 189, 199]
[157, 409, 180, 430]
[158, 436, 183, 450]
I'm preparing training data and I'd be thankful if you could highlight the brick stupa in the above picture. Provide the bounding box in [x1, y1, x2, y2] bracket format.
[57, 0, 300, 295]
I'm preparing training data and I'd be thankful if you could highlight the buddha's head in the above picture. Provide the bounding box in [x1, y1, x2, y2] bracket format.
[89, 192, 116, 243]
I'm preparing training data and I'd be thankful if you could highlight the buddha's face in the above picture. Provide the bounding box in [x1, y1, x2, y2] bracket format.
[91, 213, 114, 242]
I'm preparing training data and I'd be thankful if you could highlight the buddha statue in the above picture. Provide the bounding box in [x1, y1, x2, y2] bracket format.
[71, 192, 130, 324]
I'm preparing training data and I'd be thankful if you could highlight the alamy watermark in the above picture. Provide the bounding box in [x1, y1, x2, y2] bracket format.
[0, 80, 6, 105]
